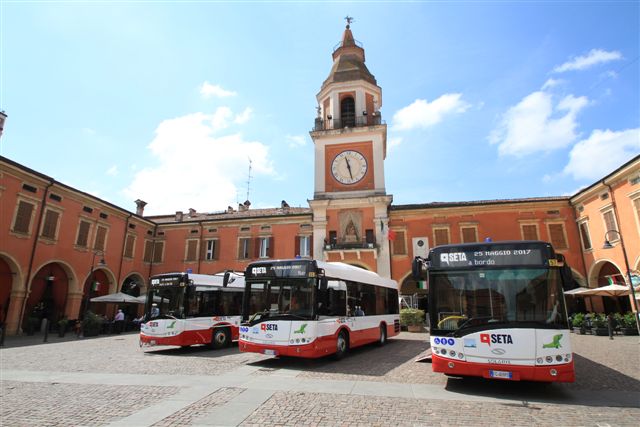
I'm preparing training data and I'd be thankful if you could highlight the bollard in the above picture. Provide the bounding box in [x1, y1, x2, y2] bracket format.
[0, 323, 5, 347]
[43, 319, 50, 343]
[607, 314, 614, 340]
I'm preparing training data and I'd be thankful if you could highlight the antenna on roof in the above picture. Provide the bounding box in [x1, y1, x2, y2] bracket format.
[246, 157, 252, 202]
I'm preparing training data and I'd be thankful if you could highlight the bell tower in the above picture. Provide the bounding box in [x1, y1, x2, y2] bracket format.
[309, 18, 392, 277]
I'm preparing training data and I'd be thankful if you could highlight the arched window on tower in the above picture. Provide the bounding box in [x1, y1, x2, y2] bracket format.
[341, 97, 355, 128]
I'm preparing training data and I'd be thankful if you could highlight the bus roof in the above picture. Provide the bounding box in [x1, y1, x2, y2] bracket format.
[151, 272, 245, 289]
[319, 261, 397, 289]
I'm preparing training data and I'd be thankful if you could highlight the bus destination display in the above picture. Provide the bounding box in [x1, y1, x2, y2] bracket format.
[433, 248, 545, 268]
[247, 261, 310, 278]
[150, 275, 183, 287]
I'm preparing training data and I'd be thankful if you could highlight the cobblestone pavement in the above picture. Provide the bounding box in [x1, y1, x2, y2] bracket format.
[0, 331, 638, 426]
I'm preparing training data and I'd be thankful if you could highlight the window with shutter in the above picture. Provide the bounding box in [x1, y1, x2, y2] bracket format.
[13, 200, 34, 234]
[76, 221, 91, 247]
[392, 231, 406, 255]
[124, 235, 135, 258]
[238, 238, 251, 259]
[603, 210, 616, 233]
[94, 225, 107, 251]
[461, 227, 477, 243]
[143, 240, 154, 263]
[204, 239, 218, 260]
[259, 237, 270, 258]
[548, 224, 567, 249]
[153, 241, 164, 263]
[522, 224, 538, 240]
[434, 228, 449, 246]
[579, 222, 592, 250]
[298, 236, 311, 257]
[186, 240, 198, 261]
[41, 209, 59, 239]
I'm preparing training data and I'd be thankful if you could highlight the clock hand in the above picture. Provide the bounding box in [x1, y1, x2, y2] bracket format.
[345, 158, 353, 179]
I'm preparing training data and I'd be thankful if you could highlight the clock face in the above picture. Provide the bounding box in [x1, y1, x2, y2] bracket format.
[331, 150, 368, 185]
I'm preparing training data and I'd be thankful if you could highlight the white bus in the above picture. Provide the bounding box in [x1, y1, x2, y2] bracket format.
[140, 271, 244, 349]
[238, 259, 400, 359]
[412, 241, 575, 382]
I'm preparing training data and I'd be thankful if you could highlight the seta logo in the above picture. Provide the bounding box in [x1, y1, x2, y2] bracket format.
[440, 252, 467, 265]
[261, 323, 278, 331]
[480, 333, 513, 346]
[251, 266, 267, 275]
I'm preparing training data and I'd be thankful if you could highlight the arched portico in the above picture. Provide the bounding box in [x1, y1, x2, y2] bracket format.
[22, 262, 74, 333]
[0, 254, 23, 335]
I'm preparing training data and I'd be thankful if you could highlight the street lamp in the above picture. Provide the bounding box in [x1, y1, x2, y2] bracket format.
[603, 230, 640, 335]
[83, 250, 106, 319]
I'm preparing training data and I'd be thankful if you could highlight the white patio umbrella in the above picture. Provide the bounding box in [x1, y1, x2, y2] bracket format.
[135, 294, 163, 304]
[90, 292, 142, 304]
[577, 284, 631, 297]
[564, 287, 590, 295]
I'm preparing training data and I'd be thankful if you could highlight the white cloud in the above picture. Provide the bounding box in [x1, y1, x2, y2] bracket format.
[489, 91, 589, 157]
[553, 49, 622, 73]
[388, 137, 403, 150]
[286, 134, 306, 148]
[541, 78, 563, 90]
[123, 109, 272, 215]
[564, 128, 640, 181]
[392, 93, 470, 131]
[106, 165, 118, 176]
[234, 107, 253, 124]
[199, 81, 237, 98]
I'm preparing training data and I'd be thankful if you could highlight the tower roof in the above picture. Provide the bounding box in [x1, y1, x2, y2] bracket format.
[321, 23, 377, 90]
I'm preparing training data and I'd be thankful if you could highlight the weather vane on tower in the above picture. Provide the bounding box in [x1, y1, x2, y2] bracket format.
[344, 16, 354, 28]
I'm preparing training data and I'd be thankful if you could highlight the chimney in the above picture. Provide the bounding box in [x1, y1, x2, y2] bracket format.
[0, 111, 7, 139]
[238, 203, 247, 212]
[227, 206, 235, 213]
[175, 211, 183, 222]
[188, 208, 196, 217]
[134, 199, 147, 216]
[281, 200, 290, 212]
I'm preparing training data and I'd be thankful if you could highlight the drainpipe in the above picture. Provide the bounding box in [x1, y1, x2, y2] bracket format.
[571, 200, 589, 286]
[116, 213, 133, 289]
[147, 224, 158, 280]
[197, 221, 204, 274]
[18, 180, 54, 331]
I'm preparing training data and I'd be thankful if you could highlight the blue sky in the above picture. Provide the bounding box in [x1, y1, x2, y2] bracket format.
[1, 1, 638, 215]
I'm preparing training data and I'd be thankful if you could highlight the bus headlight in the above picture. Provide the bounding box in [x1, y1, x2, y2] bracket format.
[556, 355, 563, 362]
[536, 358, 543, 364]
[545, 356, 553, 363]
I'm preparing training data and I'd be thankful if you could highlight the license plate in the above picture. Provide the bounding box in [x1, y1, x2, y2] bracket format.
[263, 349, 276, 356]
[489, 370, 512, 379]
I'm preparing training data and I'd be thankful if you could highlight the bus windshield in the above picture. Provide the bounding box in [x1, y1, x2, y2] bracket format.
[430, 267, 567, 334]
[245, 278, 315, 322]
[147, 286, 186, 319]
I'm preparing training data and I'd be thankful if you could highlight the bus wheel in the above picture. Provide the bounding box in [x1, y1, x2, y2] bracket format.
[378, 324, 387, 346]
[334, 331, 349, 360]
[211, 328, 230, 349]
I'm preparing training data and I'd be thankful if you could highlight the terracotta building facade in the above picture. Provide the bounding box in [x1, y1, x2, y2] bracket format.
[1, 25, 638, 335]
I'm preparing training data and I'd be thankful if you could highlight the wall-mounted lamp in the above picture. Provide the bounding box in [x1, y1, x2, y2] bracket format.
[362, 111, 367, 116]
[327, 115, 332, 120]
[46, 275, 55, 282]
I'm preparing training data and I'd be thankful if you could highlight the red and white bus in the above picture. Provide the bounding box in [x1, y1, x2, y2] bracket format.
[238, 259, 400, 359]
[412, 241, 575, 382]
[140, 271, 244, 349]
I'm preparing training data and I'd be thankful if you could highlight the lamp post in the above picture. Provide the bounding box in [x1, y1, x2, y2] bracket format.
[603, 230, 640, 335]
[83, 250, 106, 320]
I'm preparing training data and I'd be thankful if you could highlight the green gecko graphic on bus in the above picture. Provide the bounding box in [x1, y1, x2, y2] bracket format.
[166, 320, 177, 329]
[294, 324, 307, 334]
[543, 334, 563, 349]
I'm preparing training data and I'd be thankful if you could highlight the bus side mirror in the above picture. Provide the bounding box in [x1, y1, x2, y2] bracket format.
[412, 257, 425, 280]
[320, 277, 328, 291]
[222, 271, 231, 287]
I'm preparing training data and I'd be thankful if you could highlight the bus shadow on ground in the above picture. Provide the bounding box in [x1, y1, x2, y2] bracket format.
[246, 337, 429, 377]
[143, 343, 240, 358]
[443, 353, 640, 408]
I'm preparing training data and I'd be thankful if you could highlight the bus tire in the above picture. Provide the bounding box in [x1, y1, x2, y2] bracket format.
[334, 330, 349, 360]
[378, 324, 387, 346]
[211, 328, 230, 349]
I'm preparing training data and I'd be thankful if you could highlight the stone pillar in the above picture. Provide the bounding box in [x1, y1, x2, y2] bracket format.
[65, 291, 84, 319]
[4, 290, 26, 335]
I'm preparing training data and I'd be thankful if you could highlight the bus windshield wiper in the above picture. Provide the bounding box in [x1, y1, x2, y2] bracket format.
[447, 317, 504, 337]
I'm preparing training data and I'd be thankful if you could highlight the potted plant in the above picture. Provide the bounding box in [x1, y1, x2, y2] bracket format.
[58, 317, 69, 337]
[572, 313, 586, 334]
[619, 312, 639, 336]
[591, 313, 609, 336]
[82, 311, 102, 337]
[400, 308, 425, 332]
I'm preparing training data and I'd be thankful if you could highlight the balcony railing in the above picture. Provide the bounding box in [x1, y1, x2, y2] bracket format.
[313, 114, 383, 132]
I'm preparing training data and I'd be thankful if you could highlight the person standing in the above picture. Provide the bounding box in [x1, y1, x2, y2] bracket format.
[114, 309, 125, 334]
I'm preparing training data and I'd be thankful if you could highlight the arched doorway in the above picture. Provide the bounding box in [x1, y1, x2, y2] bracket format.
[590, 261, 630, 313]
[0, 258, 13, 327]
[121, 274, 144, 319]
[80, 268, 111, 317]
[399, 275, 428, 312]
[23, 263, 69, 332]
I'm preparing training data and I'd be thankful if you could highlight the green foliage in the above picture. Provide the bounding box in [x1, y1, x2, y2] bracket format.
[82, 311, 102, 336]
[400, 308, 425, 326]
[571, 312, 585, 328]
[619, 312, 637, 329]
[590, 313, 607, 328]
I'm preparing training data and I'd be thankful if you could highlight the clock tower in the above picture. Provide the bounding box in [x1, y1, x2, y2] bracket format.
[309, 20, 392, 277]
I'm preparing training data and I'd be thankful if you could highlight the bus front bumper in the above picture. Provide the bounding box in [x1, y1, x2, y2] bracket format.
[239, 339, 331, 358]
[432, 354, 575, 382]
